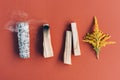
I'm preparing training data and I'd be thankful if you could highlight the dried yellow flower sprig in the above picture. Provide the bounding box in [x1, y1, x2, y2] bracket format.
[83, 16, 116, 60]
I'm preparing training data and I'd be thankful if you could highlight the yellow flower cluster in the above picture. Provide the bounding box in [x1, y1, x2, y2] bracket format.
[83, 16, 115, 60]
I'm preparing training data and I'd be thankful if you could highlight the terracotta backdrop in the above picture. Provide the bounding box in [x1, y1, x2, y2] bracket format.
[0, 0, 120, 80]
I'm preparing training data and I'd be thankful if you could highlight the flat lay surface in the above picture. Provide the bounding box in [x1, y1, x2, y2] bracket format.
[0, 0, 120, 80]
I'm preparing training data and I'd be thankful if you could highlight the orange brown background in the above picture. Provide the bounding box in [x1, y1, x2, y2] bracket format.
[0, 0, 120, 80]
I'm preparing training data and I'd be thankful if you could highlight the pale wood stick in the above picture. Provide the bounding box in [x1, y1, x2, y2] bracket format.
[16, 22, 30, 59]
[43, 24, 54, 58]
[71, 22, 81, 56]
[64, 31, 72, 65]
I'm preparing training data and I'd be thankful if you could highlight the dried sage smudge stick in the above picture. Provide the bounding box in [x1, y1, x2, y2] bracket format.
[16, 22, 30, 59]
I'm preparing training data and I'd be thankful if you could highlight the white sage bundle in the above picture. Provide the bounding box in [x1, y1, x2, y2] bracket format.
[43, 24, 54, 58]
[16, 22, 30, 59]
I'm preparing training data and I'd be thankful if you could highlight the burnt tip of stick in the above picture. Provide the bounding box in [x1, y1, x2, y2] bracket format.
[43, 24, 49, 30]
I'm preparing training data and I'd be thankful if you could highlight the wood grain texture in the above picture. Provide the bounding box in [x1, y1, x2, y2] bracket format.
[43, 24, 54, 58]
[71, 22, 81, 56]
[64, 31, 72, 65]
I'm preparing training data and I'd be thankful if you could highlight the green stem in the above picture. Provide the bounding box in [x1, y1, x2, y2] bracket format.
[94, 48, 100, 60]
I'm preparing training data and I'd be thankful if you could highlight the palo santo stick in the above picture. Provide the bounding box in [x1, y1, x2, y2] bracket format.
[43, 24, 54, 58]
[71, 22, 81, 56]
[64, 31, 72, 65]
[16, 22, 30, 59]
